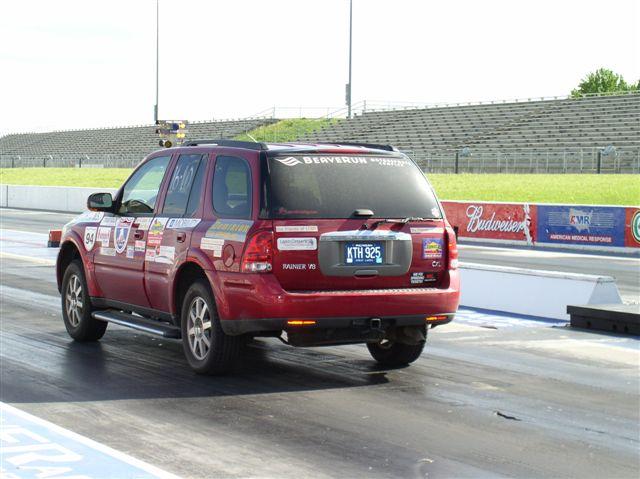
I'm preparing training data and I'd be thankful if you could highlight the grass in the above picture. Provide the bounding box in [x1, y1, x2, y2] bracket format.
[427, 174, 640, 206]
[1, 169, 638, 206]
[235, 118, 340, 143]
[0, 168, 131, 188]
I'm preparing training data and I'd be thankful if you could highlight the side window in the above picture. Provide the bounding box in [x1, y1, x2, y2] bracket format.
[162, 154, 203, 216]
[212, 156, 252, 219]
[119, 156, 170, 215]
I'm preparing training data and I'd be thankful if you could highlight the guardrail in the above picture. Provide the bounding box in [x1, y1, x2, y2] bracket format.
[409, 147, 640, 174]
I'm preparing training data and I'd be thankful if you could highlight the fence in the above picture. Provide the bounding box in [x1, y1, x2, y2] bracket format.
[0, 154, 143, 169]
[1, 147, 639, 174]
[408, 147, 640, 174]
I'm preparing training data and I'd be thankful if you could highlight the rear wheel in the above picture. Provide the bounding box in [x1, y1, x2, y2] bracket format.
[61, 260, 107, 341]
[367, 339, 425, 367]
[181, 280, 242, 375]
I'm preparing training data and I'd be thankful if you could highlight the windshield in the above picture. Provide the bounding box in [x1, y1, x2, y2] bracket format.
[265, 155, 442, 219]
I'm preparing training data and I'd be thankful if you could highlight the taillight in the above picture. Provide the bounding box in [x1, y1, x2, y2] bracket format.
[241, 231, 274, 273]
[445, 226, 458, 270]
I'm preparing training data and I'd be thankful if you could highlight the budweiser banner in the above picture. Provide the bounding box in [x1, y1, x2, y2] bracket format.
[442, 201, 536, 245]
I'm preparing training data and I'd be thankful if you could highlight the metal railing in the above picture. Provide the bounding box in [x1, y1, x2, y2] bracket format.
[0, 154, 144, 169]
[2, 147, 637, 174]
[406, 146, 640, 174]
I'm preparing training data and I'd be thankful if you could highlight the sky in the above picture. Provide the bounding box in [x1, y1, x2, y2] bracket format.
[0, 0, 638, 136]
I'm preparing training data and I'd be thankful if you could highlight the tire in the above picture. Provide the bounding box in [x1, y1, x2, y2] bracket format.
[61, 260, 107, 341]
[366, 339, 425, 367]
[181, 280, 241, 375]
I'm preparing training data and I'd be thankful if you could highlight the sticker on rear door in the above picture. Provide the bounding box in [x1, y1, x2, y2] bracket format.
[410, 272, 438, 284]
[205, 219, 253, 242]
[422, 238, 443, 259]
[146, 218, 169, 261]
[277, 237, 317, 251]
[166, 218, 201, 229]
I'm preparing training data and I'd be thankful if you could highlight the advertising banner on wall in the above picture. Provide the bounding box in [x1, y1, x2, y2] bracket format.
[441, 201, 536, 245]
[536, 205, 627, 247]
[625, 208, 640, 248]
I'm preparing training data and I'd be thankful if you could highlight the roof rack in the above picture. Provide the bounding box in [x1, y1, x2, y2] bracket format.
[329, 142, 397, 152]
[182, 139, 268, 150]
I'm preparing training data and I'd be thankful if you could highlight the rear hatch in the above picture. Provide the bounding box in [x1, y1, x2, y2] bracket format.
[263, 151, 448, 291]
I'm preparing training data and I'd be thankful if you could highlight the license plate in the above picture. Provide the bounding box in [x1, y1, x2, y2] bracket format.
[344, 242, 384, 265]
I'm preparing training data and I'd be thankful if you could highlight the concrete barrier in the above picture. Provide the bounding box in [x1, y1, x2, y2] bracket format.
[3, 185, 117, 213]
[0, 184, 7, 208]
[459, 262, 622, 320]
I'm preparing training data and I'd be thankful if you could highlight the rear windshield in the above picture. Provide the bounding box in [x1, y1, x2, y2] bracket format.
[265, 155, 441, 219]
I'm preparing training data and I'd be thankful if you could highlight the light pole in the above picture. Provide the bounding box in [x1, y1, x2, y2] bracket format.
[346, 0, 353, 119]
[154, 0, 159, 123]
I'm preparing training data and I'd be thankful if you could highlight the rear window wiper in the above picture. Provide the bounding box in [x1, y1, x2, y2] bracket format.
[364, 217, 436, 230]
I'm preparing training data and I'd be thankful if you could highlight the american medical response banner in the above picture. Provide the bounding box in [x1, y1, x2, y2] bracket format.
[441, 201, 639, 250]
[441, 201, 536, 245]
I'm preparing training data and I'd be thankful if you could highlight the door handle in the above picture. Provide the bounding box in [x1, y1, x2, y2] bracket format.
[134, 230, 144, 240]
[176, 232, 186, 243]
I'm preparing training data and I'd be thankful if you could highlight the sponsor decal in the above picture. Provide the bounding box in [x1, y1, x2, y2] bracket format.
[624, 208, 640, 248]
[100, 216, 117, 227]
[71, 211, 105, 224]
[201, 237, 224, 257]
[155, 245, 176, 264]
[422, 238, 443, 259]
[146, 218, 168, 261]
[205, 219, 253, 242]
[282, 263, 317, 270]
[114, 217, 134, 254]
[99, 247, 116, 256]
[126, 245, 135, 259]
[442, 201, 536, 245]
[145, 248, 156, 261]
[275, 156, 302, 166]
[97, 227, 111, 247]
[134, 240, 146, 252]
[166, 218, 201, 229]
[410, 272, 437, 285]
[277, 237, 317, 251]
[83, 226, 97, 251]
[135, 217, 153, 231]
[537, 205, 625, 247]
[275, 225, 318, 233]
[275, 156, 410, 167]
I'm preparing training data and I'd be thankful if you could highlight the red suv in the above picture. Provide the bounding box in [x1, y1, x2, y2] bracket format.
[57, 140, 460, 374]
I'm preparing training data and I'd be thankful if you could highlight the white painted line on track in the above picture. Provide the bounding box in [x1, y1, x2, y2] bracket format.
[0, 251, 55, 266]
[0, 402, 181, 479]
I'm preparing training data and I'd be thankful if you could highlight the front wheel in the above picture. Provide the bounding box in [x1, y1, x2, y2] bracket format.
[61, 260, 107, 341]
[367, 339, 425, 367]
[181, 280, 242, 375]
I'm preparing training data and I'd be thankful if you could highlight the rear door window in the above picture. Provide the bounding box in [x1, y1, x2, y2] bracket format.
[119, 156, 170, 215]
[212, 156, 252, 219]
[266, 155, 441, 219]
[162, 154, 204, 217]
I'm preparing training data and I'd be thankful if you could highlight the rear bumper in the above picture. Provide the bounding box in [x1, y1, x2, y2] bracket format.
[211, 270, 460, 335]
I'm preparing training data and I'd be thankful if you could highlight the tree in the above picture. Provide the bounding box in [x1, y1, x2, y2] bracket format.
[571, 68, 639, 97]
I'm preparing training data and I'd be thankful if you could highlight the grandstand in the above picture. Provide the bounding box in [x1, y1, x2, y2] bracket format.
[0, 118, 276, 167]
[301, 93, 640, 173]
[0, 93, 638, 172]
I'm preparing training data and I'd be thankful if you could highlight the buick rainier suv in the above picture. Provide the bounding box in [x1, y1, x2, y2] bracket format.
[57, 140, 460, 374]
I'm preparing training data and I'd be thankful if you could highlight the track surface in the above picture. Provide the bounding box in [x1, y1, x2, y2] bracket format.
[1, 208, 639, 478]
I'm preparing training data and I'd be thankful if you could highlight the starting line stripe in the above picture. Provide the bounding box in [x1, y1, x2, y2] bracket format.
[0, 402, 180, 479]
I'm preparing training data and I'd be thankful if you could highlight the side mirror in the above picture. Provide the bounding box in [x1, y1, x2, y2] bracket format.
[87, 192, 114, 212]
